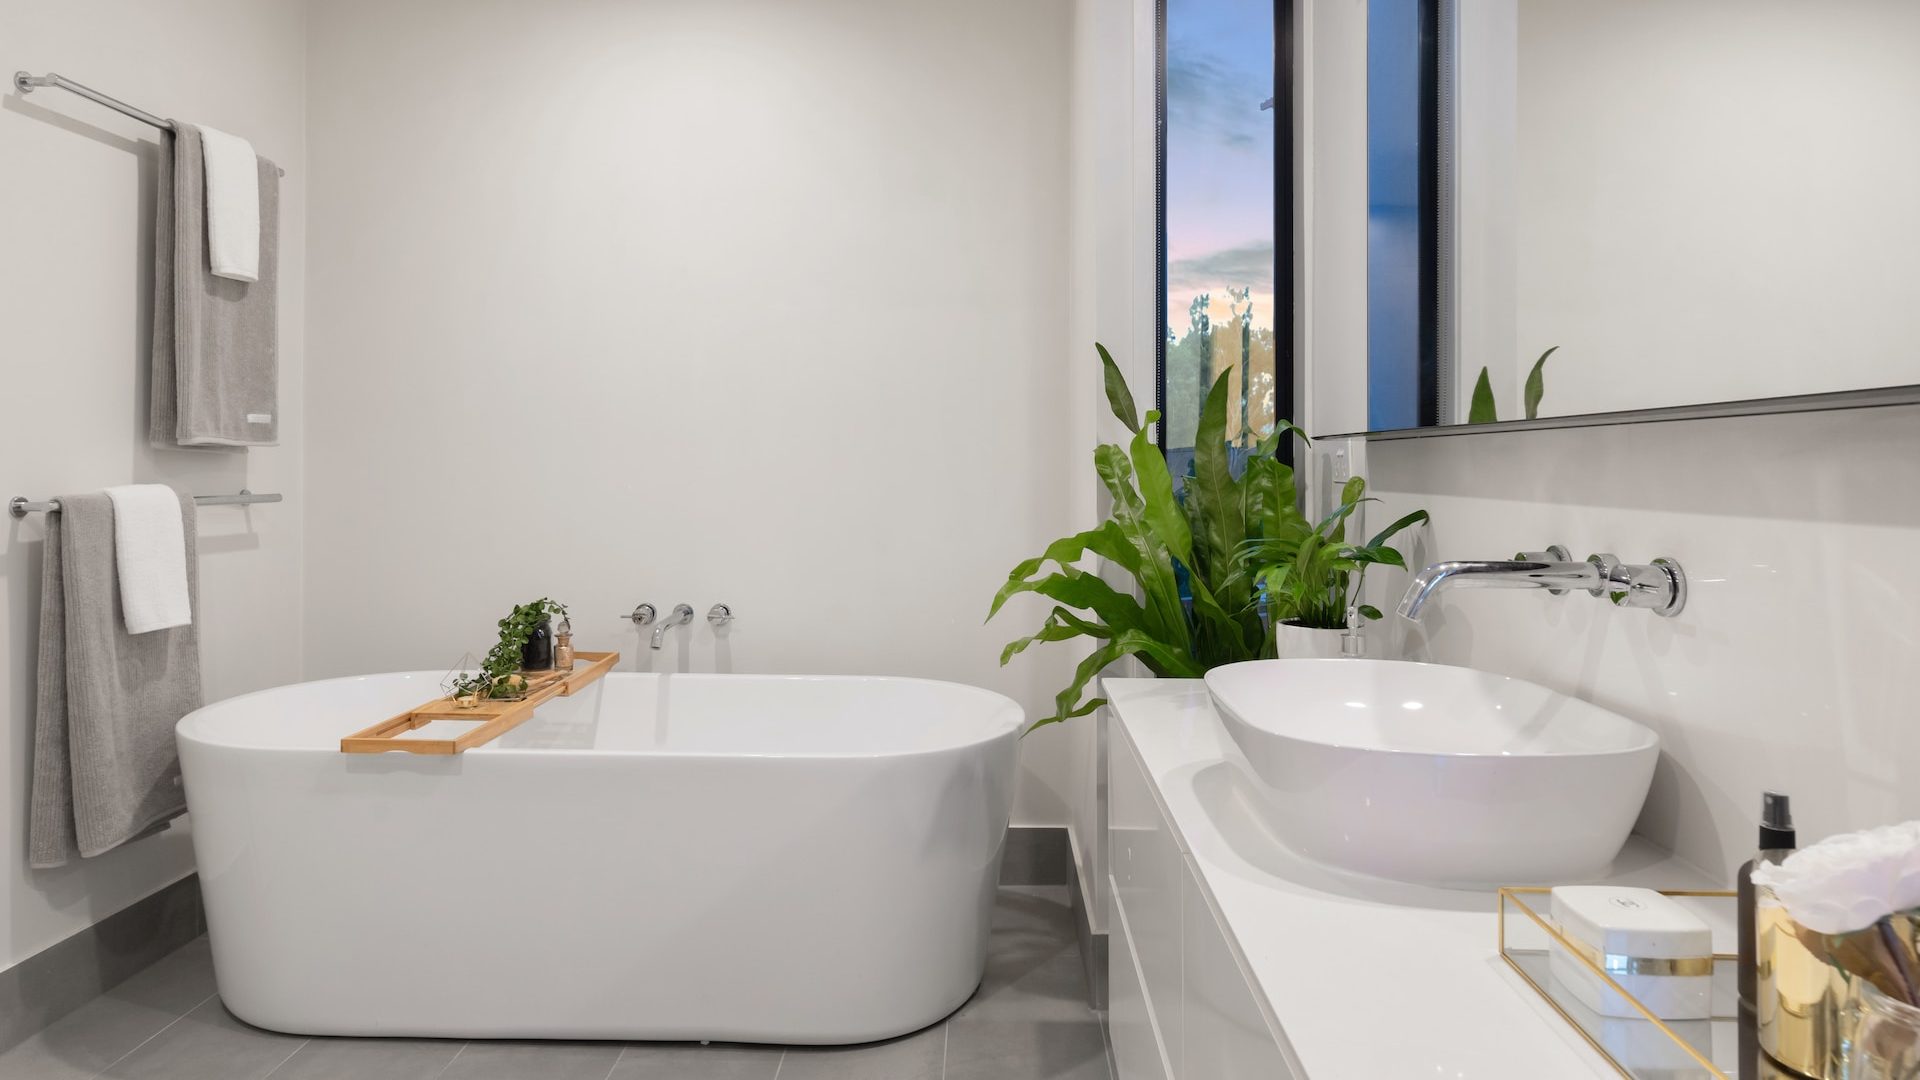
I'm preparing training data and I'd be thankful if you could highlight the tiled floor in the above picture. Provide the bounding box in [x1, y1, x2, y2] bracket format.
[0, 886, 1111, 1080]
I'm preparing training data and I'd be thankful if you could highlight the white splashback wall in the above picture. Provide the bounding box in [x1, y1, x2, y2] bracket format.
[1362, 405, 1920, 881]
[0, 0, 308, 969]
[303, 0, 1086, 821]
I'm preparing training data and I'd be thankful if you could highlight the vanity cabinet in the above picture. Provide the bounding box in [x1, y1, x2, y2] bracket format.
[1108, 723, 1299, 1080]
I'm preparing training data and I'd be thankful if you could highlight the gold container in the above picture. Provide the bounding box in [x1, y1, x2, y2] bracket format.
[1757, 896, 1856, 1079]
[1757, 898, 1920, 1078]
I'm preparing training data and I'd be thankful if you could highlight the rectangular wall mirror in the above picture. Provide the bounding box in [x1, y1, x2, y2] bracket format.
[1353, 0, 1920, 436]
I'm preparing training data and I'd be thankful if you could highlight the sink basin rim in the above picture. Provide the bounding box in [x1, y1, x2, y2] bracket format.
[1203, 658, 1660, 760]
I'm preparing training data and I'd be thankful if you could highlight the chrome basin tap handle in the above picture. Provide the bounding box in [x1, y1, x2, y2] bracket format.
[1515, 546, 1574, 596]
[706, 603, 734, 627]
[1586, 554, 1687, 617]
[651, 603, 695, 650]
[624, 603, 657, 626]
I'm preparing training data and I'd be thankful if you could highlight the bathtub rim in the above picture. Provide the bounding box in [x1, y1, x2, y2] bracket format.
[176, 669, 1029, 759]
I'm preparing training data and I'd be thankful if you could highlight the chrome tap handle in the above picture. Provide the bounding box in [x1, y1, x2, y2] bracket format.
[706, 603, 734, 627]
[1587, 554, 1687, 617]
[624, 603, 657, 626]
[1514, 546, 1574, 595]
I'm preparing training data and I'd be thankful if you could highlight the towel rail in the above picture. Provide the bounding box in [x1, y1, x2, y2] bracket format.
[9, 490, 283, 519]
[14, 71, 172, 131]
[14, 70, 287, 175]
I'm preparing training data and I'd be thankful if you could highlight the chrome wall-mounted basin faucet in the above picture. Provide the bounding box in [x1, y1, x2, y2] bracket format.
[651, 603, 695, 649]
[1397, 545, 1686, 620]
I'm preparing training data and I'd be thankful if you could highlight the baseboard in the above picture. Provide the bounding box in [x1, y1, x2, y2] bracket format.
[1067, 841, 1110, 1012]
[1004, 825, 1107, 1011]
[1000, 825, 1072, 886]
[0, 874, 206, 1054]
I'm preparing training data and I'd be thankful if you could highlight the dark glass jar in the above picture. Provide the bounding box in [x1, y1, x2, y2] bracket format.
[520, 619, 555, 671]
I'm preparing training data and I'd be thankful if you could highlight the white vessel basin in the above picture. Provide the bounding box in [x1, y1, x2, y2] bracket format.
[1204, 659, 1660, 887]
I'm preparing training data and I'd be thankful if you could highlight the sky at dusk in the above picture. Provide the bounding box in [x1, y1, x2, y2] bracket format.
[1164, 0, 1275, 335]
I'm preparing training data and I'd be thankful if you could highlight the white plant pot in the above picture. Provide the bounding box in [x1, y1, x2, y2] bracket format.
[1273, 621, 1351, 659]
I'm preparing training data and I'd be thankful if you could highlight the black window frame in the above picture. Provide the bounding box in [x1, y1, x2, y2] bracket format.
[1157, 0, 1447, 442]
[1155, 0, 1296, 471]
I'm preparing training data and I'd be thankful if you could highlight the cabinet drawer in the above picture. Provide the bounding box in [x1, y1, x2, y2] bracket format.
[1181, 857, 1299, 1079]
[1110, 725, 1185, 1071]
[1109, 880, 1173, 1080]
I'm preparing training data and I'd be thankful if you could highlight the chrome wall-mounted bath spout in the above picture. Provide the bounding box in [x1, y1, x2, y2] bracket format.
[651, 604, 695, 649]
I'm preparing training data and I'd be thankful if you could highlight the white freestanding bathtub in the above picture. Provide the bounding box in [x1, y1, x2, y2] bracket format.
[174, 671, 1023, 1044]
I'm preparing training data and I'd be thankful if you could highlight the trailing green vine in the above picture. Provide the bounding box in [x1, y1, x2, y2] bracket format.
[448, 598, 569, 700]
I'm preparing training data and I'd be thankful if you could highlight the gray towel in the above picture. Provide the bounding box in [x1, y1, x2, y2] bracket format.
[150, 124, 280, 449]
[29, 494, 202, 868]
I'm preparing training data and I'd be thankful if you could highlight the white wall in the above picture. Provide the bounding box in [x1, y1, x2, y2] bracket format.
[0, 0, 308, 970]
[1462, 0, 1920, 419]
[1066, 0, 1160, 935]
[1362, 405, 1920, 882]
[303, 0, 1086, 824]
[1298, 0, 1370, 437]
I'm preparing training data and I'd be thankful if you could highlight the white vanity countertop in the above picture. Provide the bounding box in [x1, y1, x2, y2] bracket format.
[1105, 676, 1726, 1080]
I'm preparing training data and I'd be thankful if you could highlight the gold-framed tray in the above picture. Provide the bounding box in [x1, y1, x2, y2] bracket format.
[1499, 886, 1741, 1080]
[338, 650, 619, 755]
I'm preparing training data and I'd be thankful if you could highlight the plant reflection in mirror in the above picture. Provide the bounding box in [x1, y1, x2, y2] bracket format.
[1469, 345, 1560, 424]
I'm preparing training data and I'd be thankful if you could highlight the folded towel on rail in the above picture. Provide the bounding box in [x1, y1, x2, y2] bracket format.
[29, 493, 202, 868]
[103, 484, 192, 633]
[195, 124, 260, 282]
[150, 123, 280, 449]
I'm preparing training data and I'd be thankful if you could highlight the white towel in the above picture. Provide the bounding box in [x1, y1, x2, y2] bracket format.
[102, 485, 193, 634]
[195, 124, 260, 282]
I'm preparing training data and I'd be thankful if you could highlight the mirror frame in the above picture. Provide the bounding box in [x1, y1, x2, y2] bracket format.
[1340, 383, 1920, 441]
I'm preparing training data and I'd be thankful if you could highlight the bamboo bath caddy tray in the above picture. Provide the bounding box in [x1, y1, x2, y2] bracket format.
[339, 650, 619, 754]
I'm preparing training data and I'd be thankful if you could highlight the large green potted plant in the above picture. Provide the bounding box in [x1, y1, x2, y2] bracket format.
[1239, 473, 1427, 659]
[988, 345, 1427, 729]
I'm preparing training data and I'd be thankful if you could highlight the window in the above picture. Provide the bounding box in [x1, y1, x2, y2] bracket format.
[1158, 0, 1287, 475]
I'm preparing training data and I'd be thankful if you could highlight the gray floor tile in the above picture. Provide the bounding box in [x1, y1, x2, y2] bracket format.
[776, 1024, 945, 1080]
[957, 947, 1092, 1023]
[0, 1030, 118, 1080]
[264, 1036, 464, 1080]
[439, 1040, 623, 1080]
[944, 1017, 1111, 1080]
[958, 886, 1093, 1023]
[608, 1042, 782, 1079]
[992, 887, 1076, 937]
[0, 878, 205, 1054]
[0, 936, 219, 1079]
[107, 937, 218, 1014]
[99, 998, 307, 1080]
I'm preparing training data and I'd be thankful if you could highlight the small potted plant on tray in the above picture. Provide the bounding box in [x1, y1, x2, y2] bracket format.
[445, 598, 570, 705]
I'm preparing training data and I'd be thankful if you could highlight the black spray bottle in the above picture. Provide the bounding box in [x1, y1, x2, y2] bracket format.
[1738, 791, 1797, 1011]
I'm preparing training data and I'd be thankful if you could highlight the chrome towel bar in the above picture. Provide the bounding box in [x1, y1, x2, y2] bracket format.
[14, 70, 287, 175]
[10, 490, 283, 518]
